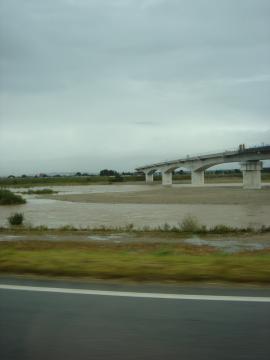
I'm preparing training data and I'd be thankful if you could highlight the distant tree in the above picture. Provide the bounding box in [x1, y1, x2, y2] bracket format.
[8, 175, 15, 178]
[75, 172, 82, 176]
[21, 174, 27, 178]
[100, 169, 118, 176]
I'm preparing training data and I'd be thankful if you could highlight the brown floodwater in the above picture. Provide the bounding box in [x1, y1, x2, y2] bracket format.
[0, 184, 269, 229]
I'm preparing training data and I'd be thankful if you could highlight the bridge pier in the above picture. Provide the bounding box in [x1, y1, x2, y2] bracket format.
[137, 145, 269, 190]
[162, 171, 172, 186]
[241, 160, 262, 189]
[191, 170, 204, 186]
[145, 172, 154, 184]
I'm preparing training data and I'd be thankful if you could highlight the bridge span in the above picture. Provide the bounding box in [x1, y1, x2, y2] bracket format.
[136, 145, 270, 189]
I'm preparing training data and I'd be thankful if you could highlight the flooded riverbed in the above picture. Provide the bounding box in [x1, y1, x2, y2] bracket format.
[0, 184, 269, 229]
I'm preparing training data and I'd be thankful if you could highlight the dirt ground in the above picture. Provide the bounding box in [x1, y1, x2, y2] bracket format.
[44, 185, 270, 205]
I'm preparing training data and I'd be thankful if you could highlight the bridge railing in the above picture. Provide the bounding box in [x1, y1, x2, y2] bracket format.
[136, 147, 237, 169]
[135, 144, 270, 170]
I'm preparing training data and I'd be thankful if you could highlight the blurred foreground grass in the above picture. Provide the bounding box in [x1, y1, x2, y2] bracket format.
[0, 241, 270, 284]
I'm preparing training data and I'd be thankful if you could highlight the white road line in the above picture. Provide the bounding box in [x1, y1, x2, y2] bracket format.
[1, 284, 270, 302]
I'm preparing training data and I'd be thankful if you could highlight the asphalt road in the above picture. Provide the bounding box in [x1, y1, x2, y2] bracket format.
[1, 278, 270, 360]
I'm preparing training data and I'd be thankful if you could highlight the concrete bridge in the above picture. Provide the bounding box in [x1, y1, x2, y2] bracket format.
[136, 145, 270, 189]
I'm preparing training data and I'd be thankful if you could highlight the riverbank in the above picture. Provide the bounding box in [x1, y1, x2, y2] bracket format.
[1, 173, 270, 188]
[1, 235, 269, 284]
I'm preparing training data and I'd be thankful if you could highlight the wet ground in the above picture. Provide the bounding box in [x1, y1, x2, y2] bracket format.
[0, 184, 269, 229]
[0, 231, 270, 254]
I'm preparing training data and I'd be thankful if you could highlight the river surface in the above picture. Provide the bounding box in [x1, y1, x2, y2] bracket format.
[0, 185, 269, 229]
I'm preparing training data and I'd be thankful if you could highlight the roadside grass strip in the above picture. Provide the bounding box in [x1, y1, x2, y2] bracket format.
[0, 241, 270, 284]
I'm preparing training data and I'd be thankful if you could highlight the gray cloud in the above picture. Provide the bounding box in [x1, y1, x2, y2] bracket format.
[0, 0, 269, 175]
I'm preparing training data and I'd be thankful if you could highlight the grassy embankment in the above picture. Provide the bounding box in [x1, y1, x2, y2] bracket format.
[1, 215, 270, 284]
[1, 173, 269, 188]
[0, 240, 269, 284]
[1, 219, 269, 283]
[0, 175, 144, 188]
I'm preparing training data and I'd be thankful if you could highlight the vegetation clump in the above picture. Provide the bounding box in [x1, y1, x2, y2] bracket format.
[99, 169, 119, 176]
[0, 189, 26, 205]
[179, 215, 204, 233]
[8, 212, 24, 226]
[23, 188, 57, 195]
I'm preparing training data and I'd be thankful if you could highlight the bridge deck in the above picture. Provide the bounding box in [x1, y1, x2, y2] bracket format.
[136, 145, 270, 171]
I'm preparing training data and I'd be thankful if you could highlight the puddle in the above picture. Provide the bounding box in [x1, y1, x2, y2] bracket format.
[45, 235, 58, 240]
[184, 236, 269, 253]
[0, 235, 24, 241]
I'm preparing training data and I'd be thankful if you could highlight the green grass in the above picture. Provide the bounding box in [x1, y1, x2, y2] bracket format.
[0, 189, 26, 205]
[0, 241, 269, 283]
[1, 173, 269, 188]
[0, 175, 145, 188]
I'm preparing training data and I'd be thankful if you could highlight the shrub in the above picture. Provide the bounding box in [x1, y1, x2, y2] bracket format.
[160, 222, 171, 231]
[100, 169, 118, 176]
[210, 224, 235, 234]
[8, 212, 24, 226]
[125, 223, 134, 231]
[179, 215, 202, 233]
[25, 188, 56, 195]
[0, 189, 26, 205]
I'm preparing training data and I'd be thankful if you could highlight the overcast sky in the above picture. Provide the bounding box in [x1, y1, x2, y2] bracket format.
[0, 0, 269, 175]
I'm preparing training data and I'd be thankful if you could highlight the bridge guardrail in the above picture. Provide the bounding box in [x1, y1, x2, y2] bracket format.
[135, 144, 270, 170]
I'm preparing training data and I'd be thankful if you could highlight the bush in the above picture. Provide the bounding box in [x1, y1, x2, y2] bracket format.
[179, 215, 202, 232]
[100, 169, 118, 176]
[8, 212, 24, 226]
[25, 188, 56, 195]
[210, 224, 235, 234]
[0, 189, 26, 205]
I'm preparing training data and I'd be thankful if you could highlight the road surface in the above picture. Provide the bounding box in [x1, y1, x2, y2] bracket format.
[1, 277, 270, 360]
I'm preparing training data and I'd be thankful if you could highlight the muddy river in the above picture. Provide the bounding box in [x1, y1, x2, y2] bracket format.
[0, 184, 269, 229]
